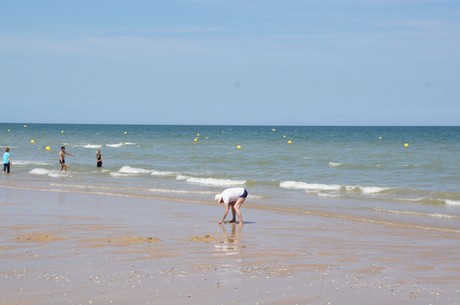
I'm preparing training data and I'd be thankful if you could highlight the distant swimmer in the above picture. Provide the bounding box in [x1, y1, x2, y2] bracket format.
[3, 147, 11, 174]
[59, 146, 75, 171]
[215, 187, 248, 225]
[96, 150, 103, 168]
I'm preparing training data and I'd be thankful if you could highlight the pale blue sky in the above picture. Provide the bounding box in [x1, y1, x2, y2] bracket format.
[1, 0, 459, 125]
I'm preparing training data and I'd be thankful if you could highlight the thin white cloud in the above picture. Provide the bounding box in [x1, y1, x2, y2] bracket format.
[0, 33, 217, 61]
[145, 26, 225, 34]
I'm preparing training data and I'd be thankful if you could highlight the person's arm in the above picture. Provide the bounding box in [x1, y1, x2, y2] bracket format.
[65, 152, 75, 157]
[218, 204, 230, 224]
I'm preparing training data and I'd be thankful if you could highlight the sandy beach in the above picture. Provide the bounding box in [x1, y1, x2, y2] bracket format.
[1, 185, 459, 305]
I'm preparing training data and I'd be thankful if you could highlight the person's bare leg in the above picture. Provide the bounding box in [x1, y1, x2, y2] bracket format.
[229, 204, 237, 223]
[234, 198, 245, 224]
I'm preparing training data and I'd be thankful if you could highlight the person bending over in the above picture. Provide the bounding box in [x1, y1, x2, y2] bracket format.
[215, 187, 248, 225]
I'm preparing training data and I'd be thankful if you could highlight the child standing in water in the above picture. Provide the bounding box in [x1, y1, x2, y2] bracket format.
[3, 147, 11, 173]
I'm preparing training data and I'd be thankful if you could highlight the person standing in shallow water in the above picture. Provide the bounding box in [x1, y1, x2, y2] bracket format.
[3, 147, 11, 173]
[96, 150, 103, 168]
[215, 187, 248, 225]
[59, 146, 75, 171]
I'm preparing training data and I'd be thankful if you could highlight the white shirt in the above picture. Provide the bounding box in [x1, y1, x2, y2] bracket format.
[221, 188, 245, 204]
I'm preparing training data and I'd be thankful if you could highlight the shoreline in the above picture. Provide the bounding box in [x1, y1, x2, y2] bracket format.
[1, 186, 460, 304]
[2, 182, 460, 234]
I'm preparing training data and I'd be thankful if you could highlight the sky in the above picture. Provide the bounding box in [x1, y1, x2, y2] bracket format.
[1, 0, 459, 126]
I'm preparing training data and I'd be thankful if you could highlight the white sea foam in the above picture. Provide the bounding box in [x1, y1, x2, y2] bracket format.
[106, 143, 124, 148]
[105, 142, 137, 148]
[118, 166, 152, 174]
[359, 186, 390, 194]
[109, 166, 175, 178]
[149, 188, 214, 195]
[30, 168, 50, 175]
[317, 193, 340, 198]
[109, 172, 132, 177]
[280, 181, 341, 191]
[396, 197, 427, 203]
[82, 144, 103, 149]
[176, 175, 246, 187]
[151, 170, 175, 177]
[13, 160, 50, 166]
[402, 163, 420, 168]
[328, 162, 344, 168]
[110, 166, 149, 177]
[29, 168, 65, 178]
[280, 181, 390, 195]
[445, 200, 460, 206]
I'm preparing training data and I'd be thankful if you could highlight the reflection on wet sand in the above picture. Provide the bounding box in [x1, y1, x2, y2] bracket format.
[214, 224, 244, 256]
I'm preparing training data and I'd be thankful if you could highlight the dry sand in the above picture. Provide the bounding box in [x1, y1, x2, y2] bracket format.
[0, 186, 459, 305]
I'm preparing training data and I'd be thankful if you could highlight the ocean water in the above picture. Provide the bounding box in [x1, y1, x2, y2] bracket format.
[1, 124, 459, 231]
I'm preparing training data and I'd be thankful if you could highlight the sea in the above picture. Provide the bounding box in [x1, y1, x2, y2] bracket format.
[1, 123, 459, 232]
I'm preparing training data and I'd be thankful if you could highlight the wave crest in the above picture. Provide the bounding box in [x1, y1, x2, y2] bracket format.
[280, 181, 341, 191]
[176, 175, 246, 187]
[29, 168, 66, 178]
[14, 160, 50, 166]
[105, 142, 137, 148]
[280, 181, 390, 194]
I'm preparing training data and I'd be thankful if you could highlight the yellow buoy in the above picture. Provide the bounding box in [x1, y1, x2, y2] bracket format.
[196, 133, 200, 137]
[194, 137, 199, 142]
[404, 143, 409, 148]
[61, 130, 64, 134]
[45, 146, 51, 151]
[287, 140, 293, 144]
[236, 145, 242, 149]
[124, 131, 128, 135]
[30, 139, 36, 144]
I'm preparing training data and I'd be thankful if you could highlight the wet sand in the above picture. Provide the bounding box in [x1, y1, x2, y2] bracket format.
[1, 186, 459, 305]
